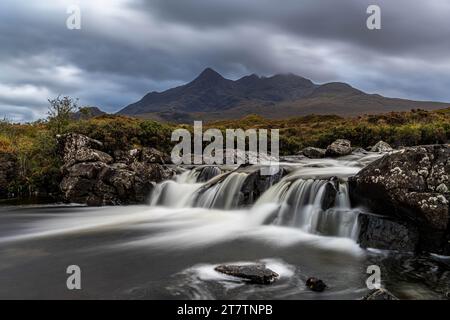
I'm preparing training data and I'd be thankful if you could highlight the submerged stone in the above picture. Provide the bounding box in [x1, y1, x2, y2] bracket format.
[305, 277, 327, 292]
[214, 264, 279, 284]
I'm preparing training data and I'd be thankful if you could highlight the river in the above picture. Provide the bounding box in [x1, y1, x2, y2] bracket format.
[0, 152, 448, 299]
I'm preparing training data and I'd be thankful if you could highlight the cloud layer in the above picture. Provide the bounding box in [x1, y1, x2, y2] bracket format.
[1, 0, 450, 121]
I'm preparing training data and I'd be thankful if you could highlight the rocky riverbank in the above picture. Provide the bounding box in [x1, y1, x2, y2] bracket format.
[58, 133, 176, 205]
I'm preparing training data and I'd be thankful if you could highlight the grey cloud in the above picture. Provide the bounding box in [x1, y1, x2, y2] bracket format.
[0, 0, 450, 121]
[144, 0, 450, 58]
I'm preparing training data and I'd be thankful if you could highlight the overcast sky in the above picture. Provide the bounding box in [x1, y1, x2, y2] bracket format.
[1, 0, 450, 122]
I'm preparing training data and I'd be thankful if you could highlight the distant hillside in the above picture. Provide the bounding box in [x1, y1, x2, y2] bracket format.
[72, 107, 106, 120]
[117, 68, 450, 122]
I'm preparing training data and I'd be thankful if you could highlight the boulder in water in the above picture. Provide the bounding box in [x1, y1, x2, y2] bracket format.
[214, 264, 279, 284]
[362, 288, 398, 300]
[349, 144, 450, 254]
[325, 139, 352, 157]
[238, 167, 288, 206]
[305, 277, 327, 292]
[321, 177, 339, 210]
[301, 147, 326, 159]
[370, 141, 393, 153]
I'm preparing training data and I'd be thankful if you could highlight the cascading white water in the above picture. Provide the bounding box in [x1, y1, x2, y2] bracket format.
[336, 182, 351, 208]
[255, 178, 326, 227]
[253, 177, 358, 237]
[176, 169, 200, 183]
[311, 182, 359, 239]
[195, 172, 248, 209]
[149, 162, 362, 239]
[149, 180, 202, 208]
[150, 170, 248, 210]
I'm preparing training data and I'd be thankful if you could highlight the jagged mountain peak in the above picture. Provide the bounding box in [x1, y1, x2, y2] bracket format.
[192, 67, 225, 83]
[117, 68, 450, 122]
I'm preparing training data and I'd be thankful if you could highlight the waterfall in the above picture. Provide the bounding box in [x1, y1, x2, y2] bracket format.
[197, 166, 222, 182]
[313, 182, 359, 239]
[149, 165, 360, 239]
[150, 169, 248, 210]
[195, 172, 248, 209]
[149, 180, 202, 208]
[336, 182, 351, 208]
[255, 178, 358, 238]
[175, 169, 200, 184]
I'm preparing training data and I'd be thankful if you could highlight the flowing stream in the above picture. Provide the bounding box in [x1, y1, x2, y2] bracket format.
[0, 152, 448, 299]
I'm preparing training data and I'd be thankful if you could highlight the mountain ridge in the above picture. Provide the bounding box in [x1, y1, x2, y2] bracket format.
[117, 68, 450, 122]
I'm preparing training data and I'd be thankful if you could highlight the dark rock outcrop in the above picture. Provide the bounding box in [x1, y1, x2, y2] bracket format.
[350, 144, 450, 254]
[214, 264, 279, 284]
[301, 147, 326, 159]
[58, 133, 175, 205]
[325, 139, 352, 157]
[0, 152, 17, 197]
[238, 167, 288, 206]
[58, 133, 111, 167]
[321, 177, 339, 210]
[357, 213, 419, 252]
[362, 288, 398, 300]
[114, 147, 171, 165]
